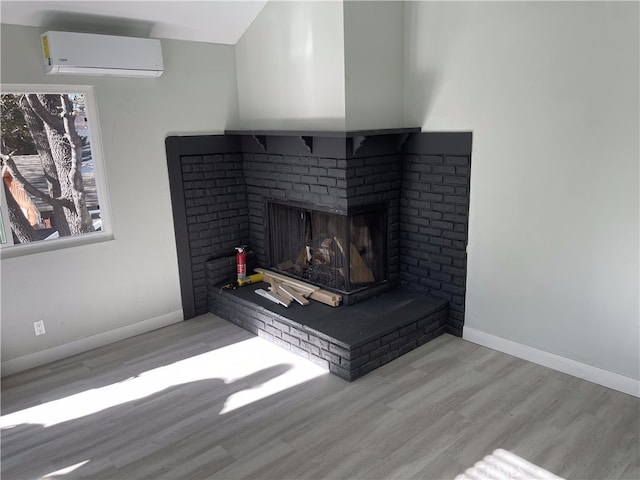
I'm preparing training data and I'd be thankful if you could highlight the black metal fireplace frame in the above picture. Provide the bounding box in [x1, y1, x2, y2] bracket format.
[264, 197, 390, 304]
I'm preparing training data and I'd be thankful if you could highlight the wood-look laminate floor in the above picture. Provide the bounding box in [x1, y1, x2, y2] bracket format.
[1, 314, 638, 480]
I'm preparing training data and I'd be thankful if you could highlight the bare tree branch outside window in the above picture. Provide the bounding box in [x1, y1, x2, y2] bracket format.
[0, 92, 103, 245]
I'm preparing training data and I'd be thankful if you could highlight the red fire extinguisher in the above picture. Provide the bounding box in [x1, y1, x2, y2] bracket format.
[235, 246, 247, 281]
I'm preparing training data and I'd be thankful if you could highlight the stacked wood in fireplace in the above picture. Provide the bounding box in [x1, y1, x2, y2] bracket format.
[255, 268, 342, 307]
[276, 237, 375, 287]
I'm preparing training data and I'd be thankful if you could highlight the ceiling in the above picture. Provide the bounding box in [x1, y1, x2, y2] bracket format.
[0, 1, 269, 45]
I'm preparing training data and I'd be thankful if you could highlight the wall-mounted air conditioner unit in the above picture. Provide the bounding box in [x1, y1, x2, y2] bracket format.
[41, 31, 164, 78]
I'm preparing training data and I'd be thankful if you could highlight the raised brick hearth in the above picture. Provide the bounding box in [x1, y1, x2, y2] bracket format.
[211, 282, 448, 381]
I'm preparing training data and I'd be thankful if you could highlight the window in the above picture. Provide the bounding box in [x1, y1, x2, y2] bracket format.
[0, 85, 111, 257]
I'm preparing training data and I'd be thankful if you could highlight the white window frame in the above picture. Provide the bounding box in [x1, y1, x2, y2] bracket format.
[0, 84, 113, 259]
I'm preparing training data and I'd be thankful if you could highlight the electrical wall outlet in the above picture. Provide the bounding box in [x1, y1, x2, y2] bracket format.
[33, 320, 46, 336]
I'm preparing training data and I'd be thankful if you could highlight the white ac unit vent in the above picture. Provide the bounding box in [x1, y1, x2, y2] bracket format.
[41, 31, 164, 78]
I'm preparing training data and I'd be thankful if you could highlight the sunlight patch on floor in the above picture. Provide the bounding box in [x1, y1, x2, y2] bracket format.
[42, 460, 90, 478]
[217, 335, 328, 414]
[455, 449, 564, 480]
[0, 336, 328, 428]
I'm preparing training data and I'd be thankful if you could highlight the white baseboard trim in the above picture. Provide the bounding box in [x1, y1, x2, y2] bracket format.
[1, 310, 184, 377]
[463, 327, 640, 398]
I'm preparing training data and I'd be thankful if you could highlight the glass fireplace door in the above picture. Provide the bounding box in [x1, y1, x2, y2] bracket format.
[268, 202, 387, 293]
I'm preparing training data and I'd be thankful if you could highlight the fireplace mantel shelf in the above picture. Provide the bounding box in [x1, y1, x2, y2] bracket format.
[224, 127, 421, 138]
[225, 127, 421, 155]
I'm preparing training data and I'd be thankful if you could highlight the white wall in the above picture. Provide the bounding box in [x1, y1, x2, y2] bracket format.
[344, 0, 404, 130]
[234, 0, 346, 130]
[404, 2, 639, 381]
[0, 24, 239, 374]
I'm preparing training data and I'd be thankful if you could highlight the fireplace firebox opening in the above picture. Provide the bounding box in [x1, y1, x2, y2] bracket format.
[267, 200, 388, 303]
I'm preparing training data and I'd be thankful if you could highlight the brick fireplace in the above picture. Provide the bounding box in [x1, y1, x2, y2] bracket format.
[166, 130, 472, 379]
[234, 130, 412, 305]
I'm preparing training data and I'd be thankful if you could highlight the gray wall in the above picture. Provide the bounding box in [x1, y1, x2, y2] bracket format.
[234, 0, 346, 130]
[344, 1, 404, 130]
[404, 1, 640, 381]
[0, 24, 239, 373]
[234, 0, 406, 131]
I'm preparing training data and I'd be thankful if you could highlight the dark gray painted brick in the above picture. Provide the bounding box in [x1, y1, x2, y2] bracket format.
[282, 333, 301, 347]
[443, 195, 468, 205]
[381, 331, 400, 345]
[321, 350, 341, 366]
[329, 343, 350, 359]
[445, 156, 469, 166]
[358, 358, 382, 376]
[308, 336, 330, 350]
[308, 354, 330, 369]
[257, 330, 274, 343]
[273, 337, 291, 351]
[360, 339, 381, 354]
[273, 320, 290, 334]
[400, 323, 417, 336]
[370, 344, 390, 359]
[380, 350, 400, 365]
[301, 342, 321, 357]
[398, 341, 417, 355]
[289, 328, 310, 342]
[330, 364, 351, 380]
[290, 345, 310, 359]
